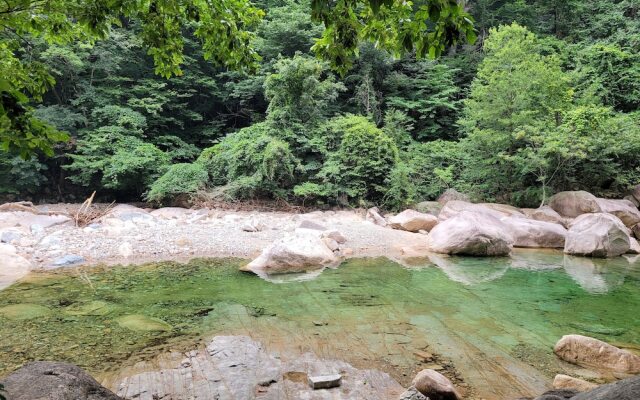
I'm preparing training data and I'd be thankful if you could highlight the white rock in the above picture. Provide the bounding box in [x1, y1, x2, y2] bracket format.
[596, 198, 640, 227]
[388, 210, 438, 233]
[564, 213, 630, 257]
[242, 231, 339, 275]
[549, 191, 601, 218]
[502, 216, 567, 248]
[366, 207, 387, 227]
[427, 211, 514, 256]
[0, 243, 31, 290]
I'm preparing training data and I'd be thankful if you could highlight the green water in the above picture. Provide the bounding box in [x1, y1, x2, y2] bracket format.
[0, 251, 639, 398]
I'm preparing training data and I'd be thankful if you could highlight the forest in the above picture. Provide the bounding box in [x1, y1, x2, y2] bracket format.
[1, 0, 639, 209]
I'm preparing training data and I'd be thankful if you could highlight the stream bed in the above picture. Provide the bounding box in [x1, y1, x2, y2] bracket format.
[1, 250, 639, 399]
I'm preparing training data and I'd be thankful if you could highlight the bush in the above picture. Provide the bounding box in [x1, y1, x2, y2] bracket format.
[316, 115, 398, 204]
[196, 122, 300, 199]
[146, 163, 209, 203]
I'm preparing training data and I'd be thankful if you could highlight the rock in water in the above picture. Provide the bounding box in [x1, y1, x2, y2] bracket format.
[553, 334, 640, 374]
[571, 375, 640, 400]
[242, 231, 339, 274]
[564, 213, 630, 257]
[552, 374, 598, 392]
[427, 211, 514, 256]
[308, 374, 341, 389]
[388, 209, 439, 232]
[502, 216, 567, 248]
[0, 303, 50, 320]
[411, 369, 461, 400]
[116, 315, 172, 332]
[0, 361, 122, 400]
[596, 198, 640, 227]
[548, 190, 601, 218]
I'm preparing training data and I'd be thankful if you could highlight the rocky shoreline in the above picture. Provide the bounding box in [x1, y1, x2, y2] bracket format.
[1, 188, 640, 399]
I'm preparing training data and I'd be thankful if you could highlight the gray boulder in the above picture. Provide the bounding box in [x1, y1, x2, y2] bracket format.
[428, 210, 514, 256]
[413, 201, 442, 216]
[389, 209, 439, 232]
[549, 191, 601, 218]
[564, 213, 630, 257]
[522, 206, 568, 227]
[502, 216, 567, 248]
[596, 198, 640, 227]
[0, 361, 122, 400]
[437, 188, 470, 205]
[571, 375, 640, 400]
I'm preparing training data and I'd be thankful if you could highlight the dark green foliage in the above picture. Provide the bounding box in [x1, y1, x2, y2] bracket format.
[1, 1, 638, 208]
[146, 163, 209, 204]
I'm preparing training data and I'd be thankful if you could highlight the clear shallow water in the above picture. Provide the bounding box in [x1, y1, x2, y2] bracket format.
[0, 251, 639, 399]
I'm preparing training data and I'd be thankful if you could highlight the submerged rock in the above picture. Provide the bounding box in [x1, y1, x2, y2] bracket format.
[1, 361, 122, 400]
[115, 335, 404, 400]
[564, 213, 630, 257]
[549, 191, 601, 218]
[242, 230, 339, 275]
[411, 369, 461, 400]
[0, 303, 51, 320]
[552, 374, 598, 392]
[427, 210, 514, 256]
[116, 314, 172, 332]
[553, 334, 640, 374]
[571, 375, 640, 400]
[389, 209, 438, 232]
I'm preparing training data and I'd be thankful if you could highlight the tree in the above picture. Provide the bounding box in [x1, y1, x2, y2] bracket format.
[459, 23, 573, 204]
[1, 0, 475, 157]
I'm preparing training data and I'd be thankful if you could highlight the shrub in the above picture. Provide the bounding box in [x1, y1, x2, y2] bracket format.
[146, 163, 209, 203]
[196, 122, 300, 199]
[317, 115, 398, 204]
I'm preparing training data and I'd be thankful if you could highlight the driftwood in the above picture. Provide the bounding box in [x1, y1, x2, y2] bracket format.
[72, 192, 114, 227]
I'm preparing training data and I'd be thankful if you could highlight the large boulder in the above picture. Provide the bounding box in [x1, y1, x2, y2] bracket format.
[502, 217, 567, 248]
[564, 213, 630, 257]
[549, 191, 601, 218]
[571, 375, 640, 400]
[623, 195, 639, 208]
[389, 210, 438, 232]
[0, 361, 122, 400]
[628, 237, 640, 254]
[437, 188, 470, 205]
[241, 231, 339, 275]
[0, 243, 31, 290]
[479, 203, 525, 217]
[438, 200, 505, 221]
[553, 334, 640, 374]
[411, 369, 461, 400]
[522, 206, 568, 227]
[413, 201, 442, 217]
[427, 211, 514, 256]
[596, 198, 640, 227]
[633, 224, 640, 239]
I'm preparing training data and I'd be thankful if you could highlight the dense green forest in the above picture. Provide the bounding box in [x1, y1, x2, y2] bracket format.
[1, 0, 639, 209]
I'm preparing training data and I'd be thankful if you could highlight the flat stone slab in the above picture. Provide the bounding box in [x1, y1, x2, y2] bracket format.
[308, 374, 342, 389]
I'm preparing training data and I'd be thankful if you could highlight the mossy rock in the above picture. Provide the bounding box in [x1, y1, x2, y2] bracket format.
[116, 314, 172, 332]
[0, 304, 51, 320]
[65, 301, 115, 316]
